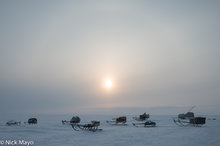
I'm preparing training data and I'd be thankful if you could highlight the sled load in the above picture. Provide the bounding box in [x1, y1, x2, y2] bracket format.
[106, 116, 127, 125]
[133, 113, 150, 121]
[173, 106, 206, 127]
[6, 120, 21, 126]
[62, 116, 80, 125]
[26, 118, 37, 124]
[133, 113, 156, 127]
[65, 116, 102, 132]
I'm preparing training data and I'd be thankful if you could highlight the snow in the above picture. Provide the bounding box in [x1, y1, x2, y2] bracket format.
[0, 115, 220, 146]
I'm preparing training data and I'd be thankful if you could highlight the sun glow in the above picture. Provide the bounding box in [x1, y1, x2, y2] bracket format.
[105, 79, 113, 88]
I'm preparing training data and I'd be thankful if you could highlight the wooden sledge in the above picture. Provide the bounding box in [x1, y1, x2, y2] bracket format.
[173, 107, 206, 127]
[66, 116, 102, 132]
[74, 121, 103, 132]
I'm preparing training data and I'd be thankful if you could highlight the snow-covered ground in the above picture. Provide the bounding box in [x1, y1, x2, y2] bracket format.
[0, 115, 219, 146]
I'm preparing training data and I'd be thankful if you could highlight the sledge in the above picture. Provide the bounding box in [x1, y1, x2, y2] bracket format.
[173, 106, 206, 127]
[76, 121, 103, 132]
[133, 120, 156, 127]
[133, 113, 149, 121]
[106, 116, 127, 125]
[6, 120, 21, 126]
[67, 116, 102, 132]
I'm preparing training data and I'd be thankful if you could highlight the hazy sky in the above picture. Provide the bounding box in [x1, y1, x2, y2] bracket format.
[0, 0, 220, 116]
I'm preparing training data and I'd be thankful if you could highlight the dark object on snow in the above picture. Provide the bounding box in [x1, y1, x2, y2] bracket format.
[69, 116, 102, 132]
[133, 113, 150, 121]
[140, 113, 150, 120]
[192, 117, 206, 125]
[133, 120, 156, 127]
[73, 121, 102, 132]
[173, 106, 206, 127]
[62, 116, 80, 125]
[70, 116, 80, 124]
[107, 116, 127, 125]
[63, 116, 102, 132]
[116, 116, 126, 123]
[144, 121, 156, 127]
[62, 120, 69, 124]
[6, 120, 21, 126]
[188, 117, 206, 125]
[178, 112, 194, 119]
[28, 118, 37, 124]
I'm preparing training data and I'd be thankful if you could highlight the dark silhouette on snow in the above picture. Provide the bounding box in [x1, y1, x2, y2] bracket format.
[6, 120, 21, 126]
[133, 113, 156, 127]
[106, 116, 127, 125]
[28, 118, 38, 124]
[173, 106, 206, 126]
[133, 113, 150, 121]
[63, 116, 102, 132]
[133, 121, 156, 127]
[62, 116, 80, 125]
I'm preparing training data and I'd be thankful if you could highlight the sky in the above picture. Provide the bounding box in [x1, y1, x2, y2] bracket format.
[0, 0, 220, 116]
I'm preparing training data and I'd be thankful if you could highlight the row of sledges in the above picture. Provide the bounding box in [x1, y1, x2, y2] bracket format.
[62, 116, 102, 132]
[106, 113, 156, 127]
[5, 118, 37, 126]
[62, 113, 156, 132]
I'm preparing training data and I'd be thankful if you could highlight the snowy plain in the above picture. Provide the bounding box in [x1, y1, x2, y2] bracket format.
[0, 115, 219, 146]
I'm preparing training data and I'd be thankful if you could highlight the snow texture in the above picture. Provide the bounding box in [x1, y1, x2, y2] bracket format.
[0, 115, 219, 146]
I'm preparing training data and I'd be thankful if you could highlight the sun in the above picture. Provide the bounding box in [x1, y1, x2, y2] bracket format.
[105, 79, 112, 88]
